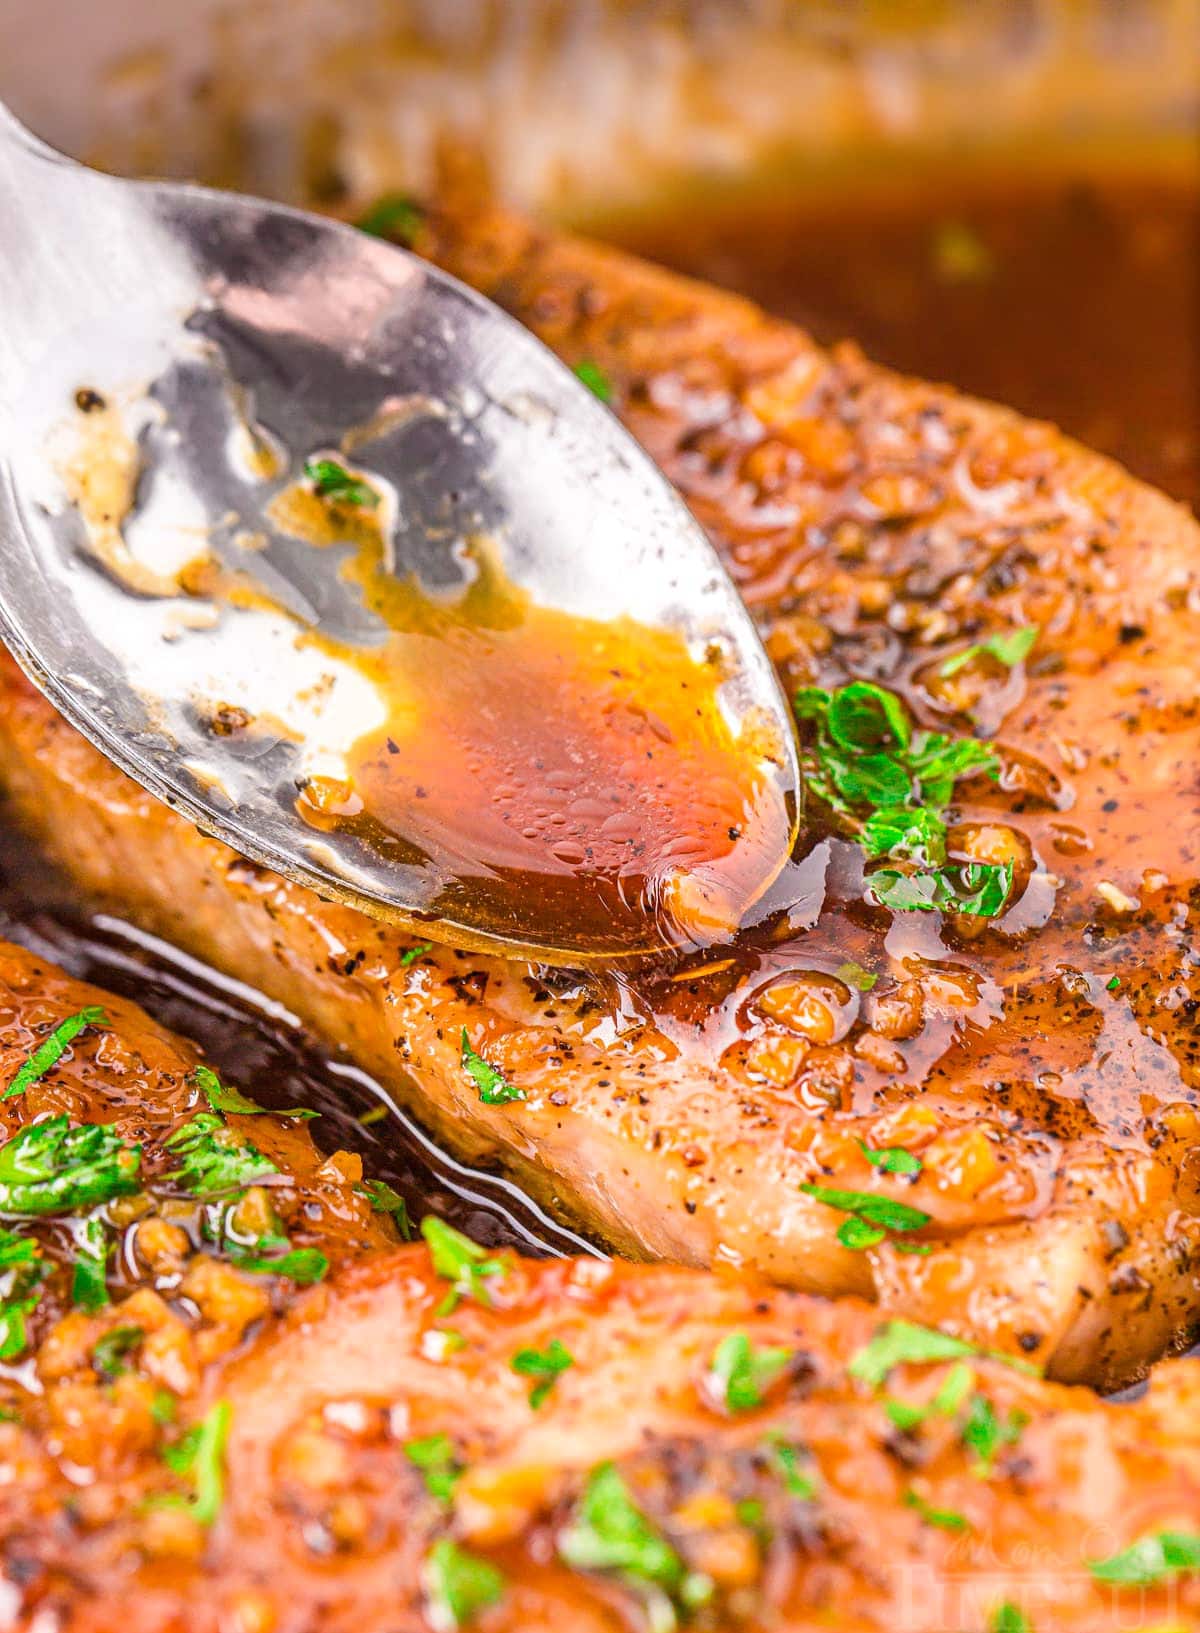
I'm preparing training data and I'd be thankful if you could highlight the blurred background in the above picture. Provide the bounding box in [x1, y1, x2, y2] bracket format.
[6, 0, 1195, 510]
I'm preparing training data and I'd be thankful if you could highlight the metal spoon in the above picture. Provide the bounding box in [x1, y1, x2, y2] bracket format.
[0, 101, 800, 964]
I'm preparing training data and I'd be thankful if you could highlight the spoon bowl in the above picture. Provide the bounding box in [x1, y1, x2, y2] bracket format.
[0, 104, 800, 963]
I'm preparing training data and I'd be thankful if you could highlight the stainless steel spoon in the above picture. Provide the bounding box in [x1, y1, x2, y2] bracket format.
[0, 101, 800, 963]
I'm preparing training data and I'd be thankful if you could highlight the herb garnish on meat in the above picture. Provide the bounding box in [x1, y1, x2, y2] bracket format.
[0, 1115, 140, 1214]
[512, 1337, 574, 1407]
[707, 1332, 792, 1411]
[793, 680, 1011, 917]
[3, 1005, 108, 1100]
[460, 1030, 524, 1105]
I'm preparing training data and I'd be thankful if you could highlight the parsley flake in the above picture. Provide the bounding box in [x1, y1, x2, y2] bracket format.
[93, 1324, 144, 1380]
[460, 1030, 524, 1105]
[227, 1236, 328, 1284]
[801, 1183, 930, 1251]
[793, 681, 1010, 918]
[304, 457, 380, 509]
[1089, 1532, 1200, 1587]
[355, 193, 423, 244]
[962, 1393, 1026, 1473]
[193, 1065, 316, 1120]
[848, 1320, 1039, 1391]
[765, 1434, 818, 1500]
[163, 1114, 277, 1198]
[574, 360, 613, 403]
[159, 1400, 231, 1527]
[404, 1433, 463, 1503]
[71, 1217, 111, 1312]
[0, 1115, 140, 1215]
[559, 1462, 712, 1621]
[708, 1332, 793, 1411]
[424, 1538, 505, 1630]
[512, 1336, 574, 1408]
[357, 1178, 414, 1237]
[400, 942, 432, 967]
[835, 961, 878, 992]
[904, 1488, 970, 1532]
[991, 1603, 1032, 1633]
[0, 1227, 42, 1359]
[421, 1216, 507, 1315]
[1106, 974, 1121, 992]
[859, 1141, 922, 1177]
[884, 1360, 974, 1431]
[3, 1006, 108, 1100]
[869, 861, 1013, 918]
[940, 625, 1038, 678]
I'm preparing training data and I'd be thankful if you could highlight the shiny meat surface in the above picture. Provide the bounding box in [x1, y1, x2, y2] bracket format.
[2, 940, 1200, 1632]
[2, 203, 1200, 1388]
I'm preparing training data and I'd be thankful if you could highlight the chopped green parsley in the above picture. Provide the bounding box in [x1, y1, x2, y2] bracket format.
[848, 1320, 1040, 1392]
[0, 1227, 42, 1359]
[990, 1604, 1032, 1633]
[162, 1113, 277, 1198]
[1088, 1531, 1200, 1587]
[304, 457, 380, 509]
[558, 1462, 712, 1622]
[421, 1216, 507, 1315]
[512, 1337, 574, 1408]
[193, 1064, 316, 1120]
[708, 1332, 793, 1412]
[765, 1434, 818, 1501]
[940, 625, 1038, 678]
[859, 1141, 922, 1177]
[800, 1183, 930, 1251]
[71, 1216, 111, 1312]
[354, 193, 423, 244]
[0, 1115, 140, 1214]
[1106, 974, 1122, 992]
[793, 680, 1010, 919]
[962, 1393, 1027, 1474]
[904, 1488, 970, 1532]
[424, 1538, 505, 1629]
[574, 360, 613, 403]
[885, 1360, 974, 1431]
[399, 942, 433, 968]
[357, 1178, 414, 1237]
[159, 1400, 232, 1527]
[93, 1324, 144, 1380]
[460, 1030, 524, 1105]
[404, 1433, 463, 1503]
[3, 1006, 108, 1100]
[834, 960, 878, 992]
[869, 861, 1013, 918]
[227, 1236, 328, 1284]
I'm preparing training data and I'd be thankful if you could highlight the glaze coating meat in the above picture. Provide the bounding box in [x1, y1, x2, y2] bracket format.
[2, 203, 1200, 1386]
[2, 940, 1199, 1632]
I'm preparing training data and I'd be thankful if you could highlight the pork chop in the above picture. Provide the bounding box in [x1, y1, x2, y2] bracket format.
[1, 940, 1197, 1633]
[1, 200, 1199, 1386]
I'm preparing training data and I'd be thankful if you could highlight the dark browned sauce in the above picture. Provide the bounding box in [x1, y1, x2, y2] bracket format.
[606, 170, 1199, 513]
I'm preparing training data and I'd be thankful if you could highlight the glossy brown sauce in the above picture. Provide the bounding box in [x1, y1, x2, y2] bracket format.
[607, 170, 1200, 512]
[269, 486, 794, 959]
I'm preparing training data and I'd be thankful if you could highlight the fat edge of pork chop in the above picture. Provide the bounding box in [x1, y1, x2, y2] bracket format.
[2, 200, 1200, 1386]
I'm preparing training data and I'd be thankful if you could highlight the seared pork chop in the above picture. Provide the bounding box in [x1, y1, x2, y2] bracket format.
[2, 202, 1200, 1386]
[2, 939, 1198, 1633]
